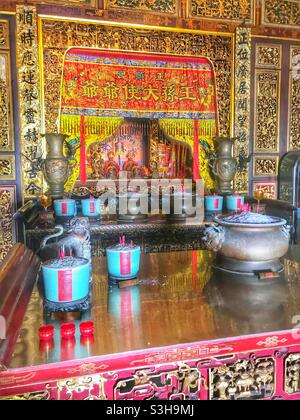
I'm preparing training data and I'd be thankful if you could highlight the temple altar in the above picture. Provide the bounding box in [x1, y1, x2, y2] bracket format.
[0, 0, 300, 403]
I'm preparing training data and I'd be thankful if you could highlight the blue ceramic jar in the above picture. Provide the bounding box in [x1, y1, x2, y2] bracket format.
[81, 198, 101, 218]
[42, 257, 90, 303]
[54, 199, 77, 217]
[106, 244, 141, 280]
[205, 195, 223, 212]
[226, 195, 245, 212]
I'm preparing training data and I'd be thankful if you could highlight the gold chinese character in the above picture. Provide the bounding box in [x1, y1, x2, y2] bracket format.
[123, 85, 142, 101]
[163, 84, 178, 102]
[179, 86, 197, 101]
[142, 85, 159, 101]
[103, 82, 119, 100]
[83, 82, 98, 98]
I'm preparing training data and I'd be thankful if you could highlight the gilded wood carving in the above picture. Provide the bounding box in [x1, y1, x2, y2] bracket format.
[41, 18, 234, 142]
[253, 156, 279, 177]
[254, 70, 281, 153]
[262, 0, 300, 28]
[288, 46, 300, 151]
[0, 155, 15, 180]
[0, 186, 16, 262]
[107, 0, 178, 15]
[0, 50, 14, 152]
[189, 0, 253, 23]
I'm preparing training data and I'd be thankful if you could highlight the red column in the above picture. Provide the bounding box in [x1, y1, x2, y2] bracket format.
[193, 120, 200, 181]
[80, 115, 86, 183]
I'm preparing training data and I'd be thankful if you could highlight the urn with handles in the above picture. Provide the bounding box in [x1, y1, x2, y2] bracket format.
[42, 134, 73, 199]
[209, 137, 238, 195]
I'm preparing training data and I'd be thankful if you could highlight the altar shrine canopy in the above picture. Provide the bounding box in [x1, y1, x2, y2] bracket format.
[59, 48, 218, 190]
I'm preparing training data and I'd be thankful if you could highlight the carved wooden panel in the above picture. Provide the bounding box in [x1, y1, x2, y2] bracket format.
[262, 0, 300, 28]
[107, 0, 179, 15]
[209, 358, 275, 400]
[189, 0, 254, 23]
[255, 44, 282, 69]
[0, 186, 17, 262]
[253, 181, 277, 199]
[253, 156, 279, 177]
[285, 353, 300, 394]
[254, 70, 281, 153]
[0, 51, 14, 152]
[288, 46, 300, 151]
[41, 19, 234, 140]
[0, 20, 9, 50]
[0, 155, 15, 180]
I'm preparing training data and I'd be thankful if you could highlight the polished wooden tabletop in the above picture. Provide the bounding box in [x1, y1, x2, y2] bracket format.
[10, 248, 300, 369]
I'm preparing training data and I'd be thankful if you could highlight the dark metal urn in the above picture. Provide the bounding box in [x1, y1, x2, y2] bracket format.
[209, 137, 238, 195]
[42, 133, 71, 199]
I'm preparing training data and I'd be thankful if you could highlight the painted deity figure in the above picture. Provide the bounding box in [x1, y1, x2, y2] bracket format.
[104, 151, 120, 179]
[123, 150, 137, 176]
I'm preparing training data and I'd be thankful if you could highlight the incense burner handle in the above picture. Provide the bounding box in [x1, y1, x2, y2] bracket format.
[203, 224, 225, 252]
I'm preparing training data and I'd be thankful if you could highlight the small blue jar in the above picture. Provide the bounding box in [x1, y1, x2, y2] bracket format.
[42, 257, 90, 303]
[82, 198, 101, 218]
[106, 244, 141, 280]
[226, 195, 245, 212]
[205, 195, 223, 212]
[54, 199, 76, 217]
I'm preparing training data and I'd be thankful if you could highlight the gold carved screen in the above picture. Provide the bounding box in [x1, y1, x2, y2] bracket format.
[40, 19, 234, 140]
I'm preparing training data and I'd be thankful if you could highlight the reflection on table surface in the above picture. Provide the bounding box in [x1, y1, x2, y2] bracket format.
[10, 248, 300, 369]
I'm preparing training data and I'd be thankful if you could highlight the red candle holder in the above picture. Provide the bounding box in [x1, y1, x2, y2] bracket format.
[79, 321, 94, 337]
[60, 323, 76, 340]
[39, 325, 55, 341]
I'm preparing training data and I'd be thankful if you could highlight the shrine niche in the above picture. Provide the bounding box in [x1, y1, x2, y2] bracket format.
[59, 48, 218, 193]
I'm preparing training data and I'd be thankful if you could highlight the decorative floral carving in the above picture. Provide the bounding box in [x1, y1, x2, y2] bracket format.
[263, 0, 300, 28]
[256, 44, 282, 69]
[253, 182, 277, 199]
[254, 156, 278, 177]
[108, 0, 178, 14]
[210, 358, 275, 400]
[288, 46, 300, 151]
[190, 0, 253, 22]
[0, 155, 15, 180]
[0, 186, 16, 262]
[41, 19, 233, 140]
[0, 51, 14, 152]
[285, 353, 300, 394]
[0, 20, 9, 49]
[254, 70, 280, 153]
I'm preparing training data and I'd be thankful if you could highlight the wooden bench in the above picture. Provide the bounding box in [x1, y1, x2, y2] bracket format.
[0, 244, 40, 371]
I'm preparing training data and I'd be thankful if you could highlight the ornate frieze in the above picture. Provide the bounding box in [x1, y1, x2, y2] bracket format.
[253, 181, 277, 199]
[107, 0, 178, 14]
[209, 358, 275, 400]
[0, 51, 14, 152]
[189, 0, 253, 22]
[41, 19, 233, 140]
[254, 156, 279, 177]
[0, 20, 9, 50]
[234, 27, 251, 194]
[0, 155, 15, 180]
[0, 186, 16, 262]
[16, 5, 43, 199]
[288, 46, 300, 151]
[262, 0, 300, 28]
[254, 70, 281, 153]
[285, 353, 300, 394]
[255, 44, 282, 69]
